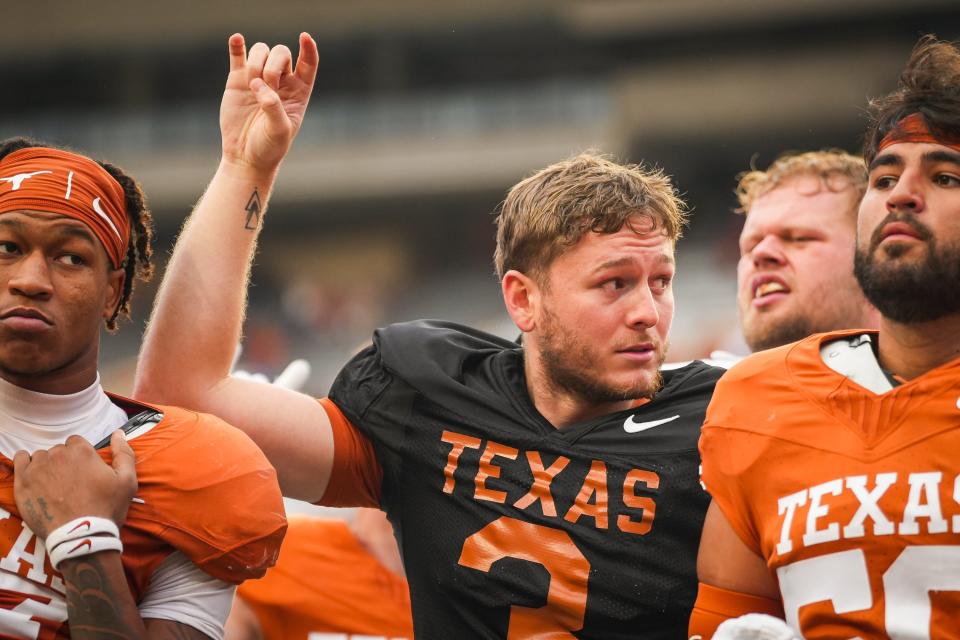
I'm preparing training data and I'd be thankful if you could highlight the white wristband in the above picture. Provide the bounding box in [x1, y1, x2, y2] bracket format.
[49, 535, 123, 570]
[45, 516, 120, 551]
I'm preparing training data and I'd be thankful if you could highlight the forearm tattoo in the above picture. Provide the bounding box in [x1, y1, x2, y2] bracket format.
[62, 555, 141, 639]
[244, 188, 262, 230]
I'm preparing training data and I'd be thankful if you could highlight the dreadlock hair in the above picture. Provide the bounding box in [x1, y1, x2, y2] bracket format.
[863, 35, 960, 164]
[0, 136, 155, 331]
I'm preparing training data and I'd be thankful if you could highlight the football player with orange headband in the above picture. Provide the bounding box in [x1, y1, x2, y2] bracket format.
[690, 35, 960, 639]
[0, 136, 285, 635]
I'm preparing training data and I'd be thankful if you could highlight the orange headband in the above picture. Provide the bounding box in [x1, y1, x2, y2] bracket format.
[878, 112, 960, 154]
[0, 148, 130, 269]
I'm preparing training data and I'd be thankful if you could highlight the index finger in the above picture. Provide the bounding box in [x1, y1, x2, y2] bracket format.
[294, 32, 319, 86]
[12, 450, 29, 477]
[228, 33, 248, 73]
[110, 431, 138, 488]
[111, 430, 136, 464]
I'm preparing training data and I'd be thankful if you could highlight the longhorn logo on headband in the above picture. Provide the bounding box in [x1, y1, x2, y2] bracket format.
[0, 171, 53, 191]
[0, 148, 130, 269]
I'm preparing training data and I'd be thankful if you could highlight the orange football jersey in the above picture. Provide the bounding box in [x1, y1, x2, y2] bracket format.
[0, 396, 286, 639]
[237, 516, 413, 639]
[700, 330, 960, 639]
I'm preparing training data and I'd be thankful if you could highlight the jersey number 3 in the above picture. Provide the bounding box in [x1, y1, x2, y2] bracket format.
[459, 516, 589, 638]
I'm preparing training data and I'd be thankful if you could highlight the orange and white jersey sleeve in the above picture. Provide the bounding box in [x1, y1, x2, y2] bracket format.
[237, 517, 413, 639]
[700, 331, 960, 639]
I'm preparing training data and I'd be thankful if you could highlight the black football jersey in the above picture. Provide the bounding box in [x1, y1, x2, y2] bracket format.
[328, 320, 721, 639]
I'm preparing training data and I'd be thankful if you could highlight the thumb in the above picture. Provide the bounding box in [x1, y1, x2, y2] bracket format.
[110, 430, 137, 490]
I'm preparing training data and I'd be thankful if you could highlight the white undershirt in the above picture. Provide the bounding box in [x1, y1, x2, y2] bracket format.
[0, 375, 234, 639]
[0, 374, 128, 457]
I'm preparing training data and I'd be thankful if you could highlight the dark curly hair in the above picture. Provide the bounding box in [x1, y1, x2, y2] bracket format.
[0, 137, 154, 331]
[863, 35, 960, 164]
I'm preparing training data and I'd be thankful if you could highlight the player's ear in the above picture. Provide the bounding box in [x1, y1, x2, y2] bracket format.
[102, 268, 125, 321]
[502, 269, 540, 333]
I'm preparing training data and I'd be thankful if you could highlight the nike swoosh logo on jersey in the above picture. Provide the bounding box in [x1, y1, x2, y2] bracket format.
[623, 414, 680, 433]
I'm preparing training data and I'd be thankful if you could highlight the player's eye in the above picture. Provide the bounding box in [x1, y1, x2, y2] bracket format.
[56, 254, 85, 267]
[601, 278, 626, 292]
[934, 173, 960, 187]
[0, 241, 19, 256]
[872, 175, 898, 189]
[651, 276, 672, 292]
[739, 236, 763, 256]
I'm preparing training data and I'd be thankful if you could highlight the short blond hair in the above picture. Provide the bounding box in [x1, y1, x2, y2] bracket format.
[494, 152, 687, 281]
[735, 149, 867, 216]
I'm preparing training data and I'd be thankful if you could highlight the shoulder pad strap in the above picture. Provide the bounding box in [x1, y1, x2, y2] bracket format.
[94, 410, 164, 449]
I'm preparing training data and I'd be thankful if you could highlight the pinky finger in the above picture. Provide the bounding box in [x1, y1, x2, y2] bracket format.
[294, 32, 320, 86]
[228, 33, 247, 73]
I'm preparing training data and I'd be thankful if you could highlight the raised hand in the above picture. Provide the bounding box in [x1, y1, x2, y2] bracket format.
[220, 32, 319, 172]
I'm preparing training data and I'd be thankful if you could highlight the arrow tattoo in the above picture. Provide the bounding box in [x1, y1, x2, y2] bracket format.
[244, 188, 262, 230]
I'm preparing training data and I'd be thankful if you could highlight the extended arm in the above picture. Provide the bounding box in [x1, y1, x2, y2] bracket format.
[134, 34, 334, 502]
[688, 501, 784, 638]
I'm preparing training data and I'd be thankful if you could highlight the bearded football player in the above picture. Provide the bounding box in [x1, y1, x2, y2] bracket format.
[690, 36, 960, 638]
[0, 136, 286, 638]
[135, 33, 723, 638]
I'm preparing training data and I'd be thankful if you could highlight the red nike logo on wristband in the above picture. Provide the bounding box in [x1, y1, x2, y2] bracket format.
[68, 520, 92, 534]
[68, 539, 93, 554]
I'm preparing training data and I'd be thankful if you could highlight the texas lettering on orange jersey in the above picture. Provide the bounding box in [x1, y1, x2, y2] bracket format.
[441, 429, 659, 535]
[701, 331, 960, 639]
[0, 397, 286, 639]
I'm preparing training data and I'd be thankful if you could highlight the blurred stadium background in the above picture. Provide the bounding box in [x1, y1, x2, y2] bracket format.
[3, 0, 960, 397]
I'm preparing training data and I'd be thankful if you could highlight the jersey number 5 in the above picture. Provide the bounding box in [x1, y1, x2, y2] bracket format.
[459, 516, 589, 638]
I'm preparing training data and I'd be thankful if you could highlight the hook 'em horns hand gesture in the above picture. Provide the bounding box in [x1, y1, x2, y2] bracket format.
[220, 32, 319, 172]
